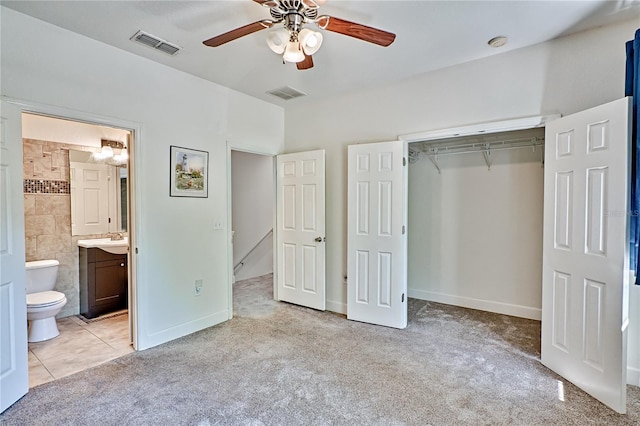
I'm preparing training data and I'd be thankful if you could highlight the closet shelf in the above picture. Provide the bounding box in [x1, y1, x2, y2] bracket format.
[408, 133, 545, 172]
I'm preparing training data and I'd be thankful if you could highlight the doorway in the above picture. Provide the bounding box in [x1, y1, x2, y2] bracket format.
[21, 112, 136, 387]
[402, 107, 640, 412]
[406, 127, 546, 320]
[229, 149, 275, 316]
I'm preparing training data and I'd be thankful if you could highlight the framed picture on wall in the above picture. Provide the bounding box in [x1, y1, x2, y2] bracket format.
[170, 145, 209, 198]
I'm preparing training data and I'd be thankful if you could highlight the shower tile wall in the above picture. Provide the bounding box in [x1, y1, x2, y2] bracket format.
[23, 139, 104, 318]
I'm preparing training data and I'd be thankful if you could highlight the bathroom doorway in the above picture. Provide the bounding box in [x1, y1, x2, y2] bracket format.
[229, 148, 276, 316]
[21, 112, 137, 387]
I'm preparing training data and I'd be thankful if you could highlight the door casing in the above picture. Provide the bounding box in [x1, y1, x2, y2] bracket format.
[3, 96, 140, 350]
[226, 143, 278, 319]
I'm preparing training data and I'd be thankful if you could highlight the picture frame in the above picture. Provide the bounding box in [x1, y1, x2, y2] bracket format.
[170, 145, 209, 198]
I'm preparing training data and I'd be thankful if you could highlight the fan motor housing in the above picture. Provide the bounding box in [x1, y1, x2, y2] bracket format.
[270, 0, 318, 24]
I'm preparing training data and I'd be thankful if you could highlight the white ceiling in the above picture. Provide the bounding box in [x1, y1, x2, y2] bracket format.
[4, 1, 640, 107]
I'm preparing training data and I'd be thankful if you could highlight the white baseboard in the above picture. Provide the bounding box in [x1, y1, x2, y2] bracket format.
[138, 309, 229, 350]
[628, 366, 640, 387]
[408, 289, 541, 321]
[326, 299, 346, 315]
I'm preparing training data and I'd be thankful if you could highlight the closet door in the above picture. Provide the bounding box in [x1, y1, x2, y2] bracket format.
[347, 140, 408, 329]
[542, 97, 630, 413]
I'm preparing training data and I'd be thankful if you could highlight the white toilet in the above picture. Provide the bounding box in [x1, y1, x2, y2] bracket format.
[25, 260, 67, 342]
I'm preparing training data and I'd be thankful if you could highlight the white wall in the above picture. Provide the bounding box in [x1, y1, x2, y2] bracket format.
[1, 7, 284, 350]
[408, 143, 544, 319]
[231, 151, 274, 281]
[283, 18, 637, 317]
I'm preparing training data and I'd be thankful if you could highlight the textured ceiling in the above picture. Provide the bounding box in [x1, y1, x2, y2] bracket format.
[4, 1, 640, 107]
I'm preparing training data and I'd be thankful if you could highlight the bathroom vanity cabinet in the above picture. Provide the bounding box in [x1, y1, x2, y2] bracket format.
[79, 247, 128, 319]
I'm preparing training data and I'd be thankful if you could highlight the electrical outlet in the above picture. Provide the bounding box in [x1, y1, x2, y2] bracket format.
[213, 222, 222, 230]
[195, 279, 203, 296]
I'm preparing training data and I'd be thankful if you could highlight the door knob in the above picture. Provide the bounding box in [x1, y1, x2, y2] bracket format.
[315, 237, 324, 243]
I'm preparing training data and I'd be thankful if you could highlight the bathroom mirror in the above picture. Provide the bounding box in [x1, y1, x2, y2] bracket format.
[69, 150, 127, 236]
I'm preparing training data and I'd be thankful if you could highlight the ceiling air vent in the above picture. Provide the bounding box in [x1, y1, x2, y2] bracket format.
[266, 86, 307, 101]
[130, 30, 181, 56]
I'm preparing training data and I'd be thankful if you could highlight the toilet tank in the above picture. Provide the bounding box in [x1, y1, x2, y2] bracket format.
[25, 260, 60, 294]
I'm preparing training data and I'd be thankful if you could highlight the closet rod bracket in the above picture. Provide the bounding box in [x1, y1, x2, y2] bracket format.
[428, 148, 441, 174]
[482, 144, 492, 171]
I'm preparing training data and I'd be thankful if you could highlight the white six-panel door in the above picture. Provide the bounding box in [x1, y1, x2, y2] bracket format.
[542, 98, 630, 413]
[0, 101, 28, 412]
[276, 150, 326, 310]
[70, 162, 110, 236]
[347, 140, 408, 329]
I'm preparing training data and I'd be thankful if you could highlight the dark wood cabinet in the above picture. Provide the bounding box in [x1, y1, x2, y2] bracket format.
[79, 247, 128, 319]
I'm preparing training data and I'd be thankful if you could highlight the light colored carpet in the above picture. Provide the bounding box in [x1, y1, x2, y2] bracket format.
[1, 273, 639, 425]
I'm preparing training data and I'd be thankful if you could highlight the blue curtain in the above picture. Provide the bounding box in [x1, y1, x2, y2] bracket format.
[626, 29, 640, 284]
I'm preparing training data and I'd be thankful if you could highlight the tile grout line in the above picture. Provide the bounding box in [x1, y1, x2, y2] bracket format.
[76, 318, 133, 356]
[28, 315, 132, 385]
[28, 349, 55, 384]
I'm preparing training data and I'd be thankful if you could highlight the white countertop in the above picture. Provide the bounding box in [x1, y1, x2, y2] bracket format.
[77, 237, 129, 254]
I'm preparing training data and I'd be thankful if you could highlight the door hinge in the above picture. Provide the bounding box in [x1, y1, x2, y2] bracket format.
[402, 225, 405, 235]
[403, 157, 407, 166]
[402, 293, 405, 303]
[108, 217, 111, 224]
[135, 247, 138, 254]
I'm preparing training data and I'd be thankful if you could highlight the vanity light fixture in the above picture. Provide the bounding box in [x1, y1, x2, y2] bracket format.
[113, 146, 129, 164]
[93, 139, 127, 162]
[100, 145, 114, 159]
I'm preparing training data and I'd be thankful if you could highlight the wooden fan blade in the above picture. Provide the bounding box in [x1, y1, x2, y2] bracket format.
[302, 0, 327, 8]
[317, 16, 395, 47]
[253, 0, 278, 7]
[297, 54, 314, 70]
[203, 20, 273, 47]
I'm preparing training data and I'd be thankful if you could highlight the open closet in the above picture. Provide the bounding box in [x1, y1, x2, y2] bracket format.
[401, 100, 639, 413]
[406, 127, 546, 320]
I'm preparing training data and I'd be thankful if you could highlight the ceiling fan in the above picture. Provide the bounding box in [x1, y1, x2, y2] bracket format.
[202, 0, 396, 70]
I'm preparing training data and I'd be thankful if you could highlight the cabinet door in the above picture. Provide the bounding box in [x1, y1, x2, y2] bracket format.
[94, 258, 127, 312]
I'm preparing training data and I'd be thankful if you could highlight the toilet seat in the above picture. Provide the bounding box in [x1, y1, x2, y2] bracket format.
[27, 290, 66, 308]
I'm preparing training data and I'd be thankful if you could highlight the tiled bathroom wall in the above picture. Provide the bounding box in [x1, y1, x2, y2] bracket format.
[23, 139, 105, 318]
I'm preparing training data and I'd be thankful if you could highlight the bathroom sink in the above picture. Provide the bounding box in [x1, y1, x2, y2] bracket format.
[77, 237, 129, 255]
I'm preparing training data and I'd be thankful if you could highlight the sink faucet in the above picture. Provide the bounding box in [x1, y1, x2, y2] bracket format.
[110, 232, 124, 241]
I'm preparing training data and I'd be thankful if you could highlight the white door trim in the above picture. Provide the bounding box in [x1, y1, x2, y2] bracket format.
[225, 142, 278, 319]
[399, 114, 560, 143]
[2, 96, 141, 350]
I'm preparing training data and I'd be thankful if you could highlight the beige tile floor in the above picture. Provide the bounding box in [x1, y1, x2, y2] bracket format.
[28, 312, 133, 388]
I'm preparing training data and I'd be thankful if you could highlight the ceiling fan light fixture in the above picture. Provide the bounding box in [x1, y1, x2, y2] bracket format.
[202, 0, 397, 70]
[283, 41, 305, 63]
[266, 28, 289, 54]
[299, 28, 323, 55]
